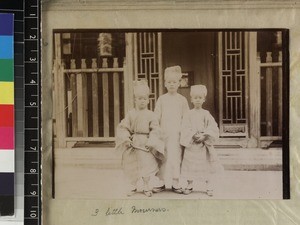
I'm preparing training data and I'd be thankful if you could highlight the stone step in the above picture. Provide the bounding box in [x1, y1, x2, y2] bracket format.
[55, 147, 282, 171]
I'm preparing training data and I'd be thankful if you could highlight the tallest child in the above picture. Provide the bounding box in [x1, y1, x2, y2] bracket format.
[154, 66, 189, 193]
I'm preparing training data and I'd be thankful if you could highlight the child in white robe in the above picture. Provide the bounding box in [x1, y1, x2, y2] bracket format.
[115, 80, 164, 197]
[180, 85, 223, 196]
[154, 66, 189, 193]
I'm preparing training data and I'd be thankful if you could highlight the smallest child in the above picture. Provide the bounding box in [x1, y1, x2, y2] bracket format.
[180, 85, 223, 196]
[115, 80, 164, 197]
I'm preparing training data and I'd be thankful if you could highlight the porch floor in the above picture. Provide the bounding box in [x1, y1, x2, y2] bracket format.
[54, 147, 283, 199]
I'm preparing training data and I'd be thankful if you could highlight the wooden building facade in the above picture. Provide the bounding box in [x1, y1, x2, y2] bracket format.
[52, 31, 284, 149]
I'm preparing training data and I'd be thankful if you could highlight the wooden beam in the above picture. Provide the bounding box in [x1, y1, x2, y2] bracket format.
[54, 33, 67, 147]
[218, 32, 223, 136]
[64, 68, 124, 73]
[248, 32, 260, 147]
[265, 52, 273, 136]
[65, 137, 115, 142]
[157, 32, 163, 96]
[278, 51, 282, 136]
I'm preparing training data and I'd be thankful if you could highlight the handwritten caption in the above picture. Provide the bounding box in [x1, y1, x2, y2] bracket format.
[91, 206, 169, 216]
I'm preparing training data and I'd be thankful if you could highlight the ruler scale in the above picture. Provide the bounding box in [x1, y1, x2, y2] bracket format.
[24, 0, 41, 224]
[0, 0, 25, 221]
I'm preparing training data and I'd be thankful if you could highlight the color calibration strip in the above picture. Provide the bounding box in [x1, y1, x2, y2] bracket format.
[0, 13, 14, 216]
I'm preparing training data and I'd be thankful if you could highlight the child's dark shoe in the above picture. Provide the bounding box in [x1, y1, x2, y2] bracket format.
[143, 190, 153, 197]
[172, 186, 183, 194]
[152, 185, 165, 193]
[126, 189, 137, 197]
[182, 188, 193, 195]
[206, 189, 214, 197]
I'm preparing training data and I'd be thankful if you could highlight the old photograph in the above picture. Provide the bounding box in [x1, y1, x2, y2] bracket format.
[50, 30, 288, 199]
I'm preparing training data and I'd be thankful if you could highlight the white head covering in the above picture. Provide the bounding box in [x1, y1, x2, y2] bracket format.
[190, 85, 207, 97]
[133, 80, 150, 96]
[164, 65, 182, 81]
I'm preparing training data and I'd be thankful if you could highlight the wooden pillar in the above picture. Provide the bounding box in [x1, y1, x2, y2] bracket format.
[278, 51, 282, 136]
[54, 33, 67, 147]
[217, 32, 223, 135]
[125, 33, 134, 112]
[248, 32, 260, 148]
[91, 58, 99, 137]
[265, 52, 273, 136]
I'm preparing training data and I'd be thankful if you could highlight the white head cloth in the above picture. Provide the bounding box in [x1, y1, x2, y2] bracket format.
[190, 84, 207, 97]
[133, 80, 150, 96]
[164, 65, 182, 81]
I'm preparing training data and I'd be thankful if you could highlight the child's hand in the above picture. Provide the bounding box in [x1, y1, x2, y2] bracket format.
[193, 132, 204, 143]
[192, 133, 201, 141]
[195, 135, 205, 143]
[124, 141, 132, 148]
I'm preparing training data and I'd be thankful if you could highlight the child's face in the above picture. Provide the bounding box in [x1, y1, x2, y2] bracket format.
[135, 94, 149, 110]
[191, 94, 206, 109]
[164, 77, 180, 94]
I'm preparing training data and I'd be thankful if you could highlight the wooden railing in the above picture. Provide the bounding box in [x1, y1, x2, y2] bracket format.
[258, 51, 282, 142]
[53, 55, 125, 147]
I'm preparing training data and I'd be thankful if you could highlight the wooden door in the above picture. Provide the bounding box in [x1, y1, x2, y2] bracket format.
[133, 32, 163, 110]
[218, 32, 249, 137]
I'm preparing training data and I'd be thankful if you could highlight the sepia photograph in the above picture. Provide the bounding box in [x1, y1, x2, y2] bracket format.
[50, 30, 288, 199]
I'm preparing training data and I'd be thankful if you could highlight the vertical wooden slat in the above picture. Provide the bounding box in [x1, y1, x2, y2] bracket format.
[234, 31, 237, 49]
[157, 33, 163, 96]
[244, 32, 249, 132]
[265, 52, 273, 136]
[70, 59, 78, 137]
[102, 58, 110, 137]
[81, 59, 88, 137]
[278, 51, 283, 136]
[143, 32, 146, 53]
[67, 90, 72, 136]
[225, 33, 227, 71]
[234, 48, 238, 123]
[139, 34, 143, 76]
[248, 32, 260, 147]
[91, 58, 99, 137]
[54, 33, 67, 147]
[77, 68, 83, 137]
[239, 32, 242, 71]
[229, 32, 232, 49]
[148, 33, 151, 53]
[153, 33, 157, 73]
[113, 58, 120, 135]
